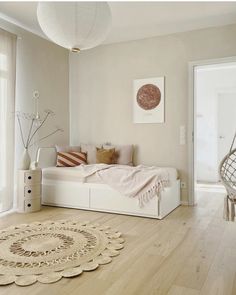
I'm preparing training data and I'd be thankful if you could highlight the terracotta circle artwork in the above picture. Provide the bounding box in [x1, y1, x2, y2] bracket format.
[136, 84, 161, 110]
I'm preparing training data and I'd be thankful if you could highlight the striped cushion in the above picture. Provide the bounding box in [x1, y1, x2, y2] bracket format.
[56, 152, 87, 167]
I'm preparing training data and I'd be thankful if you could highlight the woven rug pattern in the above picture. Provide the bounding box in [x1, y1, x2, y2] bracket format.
[0, 219, 124, 286]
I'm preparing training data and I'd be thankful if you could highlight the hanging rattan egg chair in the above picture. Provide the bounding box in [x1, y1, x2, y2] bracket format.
[219, 132, 236, 221]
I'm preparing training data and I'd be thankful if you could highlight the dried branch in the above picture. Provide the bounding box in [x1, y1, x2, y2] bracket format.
[28, 111, 50, 146]
[26, 118, 35, 148]
[16, 108, 60, 150]
[16, 114, 26, 148]
[28, 128, 63, 148]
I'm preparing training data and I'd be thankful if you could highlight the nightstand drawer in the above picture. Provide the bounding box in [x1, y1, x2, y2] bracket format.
[24, 197, 41, 212]
[18, 169, 42, 213]
[24, 171, 41, 185]
[24, 185, 41, 198]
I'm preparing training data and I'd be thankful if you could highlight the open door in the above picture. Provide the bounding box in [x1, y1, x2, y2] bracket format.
[193, 61, 236, 204]
[218, 92, 236, 180]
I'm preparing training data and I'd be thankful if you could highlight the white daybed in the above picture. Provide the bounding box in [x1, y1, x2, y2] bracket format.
[37, 147, 180, 219]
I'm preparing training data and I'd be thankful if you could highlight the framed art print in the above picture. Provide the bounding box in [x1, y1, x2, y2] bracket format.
[133, 77, 165, 123]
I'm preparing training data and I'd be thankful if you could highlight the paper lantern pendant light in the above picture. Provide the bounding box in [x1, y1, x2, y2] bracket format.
[37, 2, 112, 52]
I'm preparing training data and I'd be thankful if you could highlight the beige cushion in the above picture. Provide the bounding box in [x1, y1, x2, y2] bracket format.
[81, 143, 102, 164]
[55, 145, 81, 153]
[103, 144, 133, 165]
[96, 148, 115, 164]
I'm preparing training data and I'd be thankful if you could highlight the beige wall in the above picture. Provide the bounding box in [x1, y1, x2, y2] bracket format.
[70, 23, 236, 202]
[0, 18, 69, 164]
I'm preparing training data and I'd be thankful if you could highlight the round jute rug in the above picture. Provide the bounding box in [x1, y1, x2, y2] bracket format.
[0, 219, 124, 286]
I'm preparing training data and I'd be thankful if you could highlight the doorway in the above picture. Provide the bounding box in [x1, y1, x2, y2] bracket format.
[192, 61, 236, 204]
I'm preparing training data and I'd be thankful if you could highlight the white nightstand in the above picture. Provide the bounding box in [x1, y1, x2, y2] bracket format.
[17, 169, 42, 213]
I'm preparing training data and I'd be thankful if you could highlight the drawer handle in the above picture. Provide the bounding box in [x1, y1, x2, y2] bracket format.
[27, 203, 31, 207]
[28, 176, 32, 180]
[28, 190, 31, 194]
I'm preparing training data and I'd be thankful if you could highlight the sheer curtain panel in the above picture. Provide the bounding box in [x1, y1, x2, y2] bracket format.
[0, 28, 16, 212]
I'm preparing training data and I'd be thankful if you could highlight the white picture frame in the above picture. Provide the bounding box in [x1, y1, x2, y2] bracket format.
[133, 77, 165, 123]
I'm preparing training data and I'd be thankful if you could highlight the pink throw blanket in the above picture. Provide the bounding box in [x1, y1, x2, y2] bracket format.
[75, 164, 169, 207]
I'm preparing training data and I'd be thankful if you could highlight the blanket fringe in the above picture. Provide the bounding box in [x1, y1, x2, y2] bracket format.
[138, 179, 169, 208]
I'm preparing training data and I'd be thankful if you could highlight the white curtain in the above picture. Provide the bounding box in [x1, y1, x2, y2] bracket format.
[0, 28, 16, 212]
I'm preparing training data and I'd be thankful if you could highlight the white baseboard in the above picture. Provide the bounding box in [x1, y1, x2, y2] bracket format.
[0, 208, 16, 217]
[181, 200, 190, 206]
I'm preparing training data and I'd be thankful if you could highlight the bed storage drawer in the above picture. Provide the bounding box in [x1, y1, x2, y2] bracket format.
[42, 181, 90, 208]
[90, 185, 158, 217]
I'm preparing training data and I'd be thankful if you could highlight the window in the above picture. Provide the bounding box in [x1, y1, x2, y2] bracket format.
[0, 53, 7, 192]
[0, 28, 16, 212]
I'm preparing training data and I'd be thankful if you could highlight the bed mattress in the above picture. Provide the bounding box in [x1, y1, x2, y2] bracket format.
[42, 166, 178, 184]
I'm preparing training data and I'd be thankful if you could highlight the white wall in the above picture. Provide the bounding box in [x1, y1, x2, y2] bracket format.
[195, 63, 236, 182]
[70, 23, 236, 203]
[0, 18, 70, 166]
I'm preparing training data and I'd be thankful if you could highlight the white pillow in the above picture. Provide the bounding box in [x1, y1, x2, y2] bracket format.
[55, 145, 81, 152]
[103, 144, 133, 166]
[80, 143, 102, 164]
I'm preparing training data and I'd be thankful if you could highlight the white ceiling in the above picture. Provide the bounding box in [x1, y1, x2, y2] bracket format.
[0, 2, 236, 45]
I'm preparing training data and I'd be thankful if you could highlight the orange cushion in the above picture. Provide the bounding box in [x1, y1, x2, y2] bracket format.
[96, 148, 115, 164]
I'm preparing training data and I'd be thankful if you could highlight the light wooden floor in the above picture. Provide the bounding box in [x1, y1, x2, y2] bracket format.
[0, 190, 235, 295]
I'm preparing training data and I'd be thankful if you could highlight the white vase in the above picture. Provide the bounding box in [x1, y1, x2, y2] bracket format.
[19, 148, 31, 170]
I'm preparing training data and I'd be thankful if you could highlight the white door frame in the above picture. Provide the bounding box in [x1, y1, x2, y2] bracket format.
[188, 56, 236, 205]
